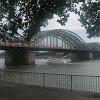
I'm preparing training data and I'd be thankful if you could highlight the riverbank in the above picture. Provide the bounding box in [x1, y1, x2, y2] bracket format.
[0, 81, 100, 100]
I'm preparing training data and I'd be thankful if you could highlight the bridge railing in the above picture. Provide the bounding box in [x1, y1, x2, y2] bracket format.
[0, 42, 33, 47]
[0, 42, 63, 48]
[0, 69, 100, 93]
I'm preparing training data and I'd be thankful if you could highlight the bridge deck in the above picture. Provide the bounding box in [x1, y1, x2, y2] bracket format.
[0, 42, 99, 52]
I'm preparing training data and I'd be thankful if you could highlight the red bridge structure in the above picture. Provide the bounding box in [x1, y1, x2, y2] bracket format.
[0, 29, 100, 65]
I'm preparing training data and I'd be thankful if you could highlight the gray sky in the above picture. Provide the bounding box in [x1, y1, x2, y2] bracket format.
[41, 12, 100, 43]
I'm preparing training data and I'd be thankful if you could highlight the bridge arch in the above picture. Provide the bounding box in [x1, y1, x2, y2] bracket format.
[32, 29, 88, 50]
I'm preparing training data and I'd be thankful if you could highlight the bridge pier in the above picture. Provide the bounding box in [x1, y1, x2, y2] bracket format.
[93, 52, 100, 59]
[5, 50, 35, 65]
[87, 52, 94, 60]
[71, 52, 94, 62]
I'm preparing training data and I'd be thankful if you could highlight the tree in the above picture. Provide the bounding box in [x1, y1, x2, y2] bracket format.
[0, 0, 100, 42]
[79, 0, 100, 38]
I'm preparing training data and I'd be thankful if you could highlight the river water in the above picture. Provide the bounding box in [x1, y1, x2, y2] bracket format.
[0, 58, 100, 76]
[1, 58, 100, 92]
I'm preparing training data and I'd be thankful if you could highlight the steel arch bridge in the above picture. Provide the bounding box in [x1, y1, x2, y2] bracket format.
[0, 29, 100, 52]
[32, 29, 88, 51]
[88, 42, 100, 51]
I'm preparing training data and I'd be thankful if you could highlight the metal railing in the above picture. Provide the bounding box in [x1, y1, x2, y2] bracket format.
[0, 42, 32, 47]
[0, 69, 100, 93]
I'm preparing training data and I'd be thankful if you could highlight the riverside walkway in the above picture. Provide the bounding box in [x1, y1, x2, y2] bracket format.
[0, 81, 100, 100]
[1, 69, 100, 100]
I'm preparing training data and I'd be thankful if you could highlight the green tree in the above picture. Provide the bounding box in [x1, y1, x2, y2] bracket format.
[79, 0, 100, 38]
[0, 0, 100, 42]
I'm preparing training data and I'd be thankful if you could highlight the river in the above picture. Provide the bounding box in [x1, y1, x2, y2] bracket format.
[0, 58, 100, 76]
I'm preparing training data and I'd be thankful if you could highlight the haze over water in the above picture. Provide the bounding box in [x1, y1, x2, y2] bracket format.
[0, 58, 100, 76]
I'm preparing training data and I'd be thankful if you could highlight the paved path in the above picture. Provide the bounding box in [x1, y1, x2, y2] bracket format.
[0, 81, 100, 100]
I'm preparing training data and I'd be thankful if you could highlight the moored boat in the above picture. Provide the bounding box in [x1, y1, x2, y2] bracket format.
[47, 57, 71, 64]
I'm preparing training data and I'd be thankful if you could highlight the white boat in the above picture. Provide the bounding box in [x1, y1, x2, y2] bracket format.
[47, 56, 71, 64]
[47, 57, 63, 64]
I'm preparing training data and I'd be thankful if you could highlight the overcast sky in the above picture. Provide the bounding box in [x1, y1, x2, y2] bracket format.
[41, 12, 100, 43]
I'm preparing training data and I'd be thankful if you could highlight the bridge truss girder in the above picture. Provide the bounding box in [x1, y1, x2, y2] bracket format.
[32, 29, 88, 50]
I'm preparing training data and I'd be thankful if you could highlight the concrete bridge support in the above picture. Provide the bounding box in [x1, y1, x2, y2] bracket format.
[71, 52, 94, 62]
[88, 52, 94, 60]
[93, 52, 100, 59]
[5, 50, 35, 65]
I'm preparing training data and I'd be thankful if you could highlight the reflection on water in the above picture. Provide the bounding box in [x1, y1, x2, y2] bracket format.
[0, 58, 100, 75]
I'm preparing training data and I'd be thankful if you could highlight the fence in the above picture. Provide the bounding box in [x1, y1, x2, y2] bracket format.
[0, 69, 100, 93]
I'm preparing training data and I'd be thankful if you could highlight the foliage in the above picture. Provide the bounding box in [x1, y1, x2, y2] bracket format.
[79, 0, 100, 38]
[0, 0, 100, 42]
